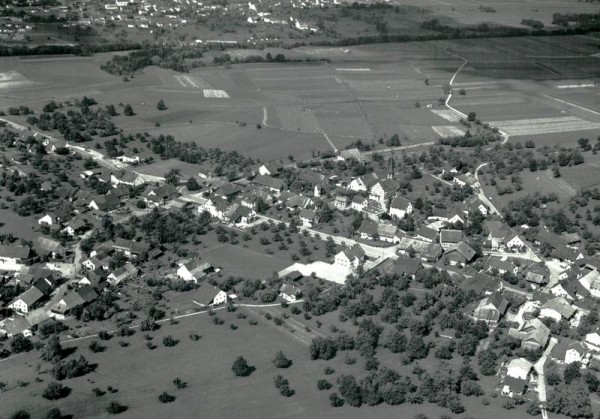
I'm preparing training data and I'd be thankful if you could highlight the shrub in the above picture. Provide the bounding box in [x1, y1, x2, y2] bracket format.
[232, 356, 254, 377]
[42, 381, 71, 400]
[273, 351, 292, 368]
[106, 401, 127, 415]
[329, 393, 344, 407]
[89, 341, 105, 353]
[45, 408, 62, 419]
[158, 391, 176, 403]
[317, 379, 332, 390]
[10, 411, 30, 419]
[162, 336, 179, 347]
[173, 378, 187, 389]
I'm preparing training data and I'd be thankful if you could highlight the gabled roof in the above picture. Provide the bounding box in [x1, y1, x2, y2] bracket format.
[279, 283, 302, 296]
[540, 297, 576, 319]
[415, 227, 437, 241]
[90, 194, 120, 211]
[12, 286, 44, 307]
[520, 318, 550, 347]
[374, 178, 399, 193]
[440, 229, 463, 244]
[452, 241, 476, 261]
[194, 286, 224, 305]
[298, 209, 316, 220]
[377, 222, 397, 238]
[0, 316, 31, 335]
[34, 237, 63, 255]
[391, 256, 423, 276]
[390, 196, 411, 211]
[488, 256, 517, 272]
[253, 175, 284, 190]
[358, 219, 378, 236]
[0, 245, 31, 259]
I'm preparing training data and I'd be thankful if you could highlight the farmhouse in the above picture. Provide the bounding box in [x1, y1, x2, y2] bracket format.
[389, 196, 412, 219]
[505, 233, 525, 249]
[453, 174, 476, 187]
[201, 197, 232, 220]
[193, 286, 227, 306]
[214, 182, 242, 199]
[107, 263, 138, 285]
[258, 160, 283, 177]
[333, 195, 349, 210]
[369, 179, 398, 210]
[334, 245, 366, 269]
[415, 227, 437, 243]
[62, 218, 89, 236]
[9, 286, 45, 313]
[349, 173, 378, 192]
[511, 319, 550, 350]
[377, 223, 398, 243]
[378, 256, 423, 279]
[472, 293, 508, 324]
[49, 286, 98, 320]
[550, 339, 589, 365]
[279, 284, 302, 302]
[34, 237, 65, 260]
[229, 206, 256, 227]
[0, 245, 32, 270]
[439, 229, 463, 249]
[298, 209, 317, 227]
[539, 297, 576, 322]
[351, 195, 368, 212]
[0, 316, 32, 338]
[524, 264, 548, 285]
[89, 194, 121, 212]
[397, 237, 443, 262]
[487, 256, 518, 275]
[443, 241, 476, 267]
[142, 184, 178, 206]
[253, 175, 284, 193]
[506, 358, 533, 381]
[113, 238, 150, 260]
[177, 260, 214, 283]
[337, 148, 362, 162]
[110, 170, 145, 187]
[358, 219, 378, 240]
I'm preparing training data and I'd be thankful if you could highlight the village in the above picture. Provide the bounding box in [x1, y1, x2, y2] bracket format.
[0, 105, 599, 415]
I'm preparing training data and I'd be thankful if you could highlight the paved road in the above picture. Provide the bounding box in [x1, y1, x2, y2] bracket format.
[535, 337, 558, 419]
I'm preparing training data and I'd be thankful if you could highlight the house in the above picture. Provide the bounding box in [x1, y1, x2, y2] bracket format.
[453, 174, 476, 187]
[253, 175, 284, 193]
[298, 209, 317, 227]
[377, 223, 398, 243]
[38, 213, 59, 226]
[358, 219, 378, 240]
[550, 339, 589, 365]
[513, 318, 550, 350]
[78, 269, 107, 288]
[586, 331, 600, 350]
[579, 269, 600, 295]
[279, 284, 302, 302]
[397, 237, 443, 262]
[389, 196, 412, 219]
[487, 256, 519, 275]
[505, 233, 525, 250]
[0, 245, 32, 270]
[369, 179, 398, 209]
[107, 263, 138, 285]
[34, 237, 65, 260]
[334, 244, 366, 269]
[89, 194, 121, 212]
[539, 297, 576, 322]
[193, 286, 228, 306]
[379, 256, 423, 279]
[258, 160, 283, 177]
[201, 196, 232, 220]
[241, 189, 272, 211]
[336, 148, 362, 162]
[142, 184, 178, 206]
[9, 286, 45, 313]
[506, 357, 533, 380]
[349, 173, 378, 192]
[351, 195, 368, 212]
[115, 155, 140, 164]
[214, 182, 242, 199]
[177, 260, 213, 283]
[502, 376, 528, 398]
[279, 192, 313, 211]
[553, 247, 585, 266]
[113, 238, 150, 260]
[525, 264, 548, 285]
[550, 282, 577, 302]
[229, 206, 256, 227]
[443, 241, 476, 267]
[110, 170, 145, 187]
[333, 195, 349, 210]
[0, 316, 32, 337]
[62, 218, 89, 236]
[415, 227, 437, 243]
[49, 285, 98, 320]
[472, 293, 509, 324]
[439, 229, 463, 249]
[562, 232, 582, 248]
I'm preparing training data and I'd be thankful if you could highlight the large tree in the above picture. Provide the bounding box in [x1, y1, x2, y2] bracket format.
[547, 380, 592, 418]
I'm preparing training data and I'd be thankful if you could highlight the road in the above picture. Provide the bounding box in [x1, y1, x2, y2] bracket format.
[535, 337, 558, 419]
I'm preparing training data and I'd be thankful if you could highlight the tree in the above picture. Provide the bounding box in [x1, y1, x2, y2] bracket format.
[273, 351, 292, 368]
[173, 378, 187, 389]
[123, 104, 134, 116]
[46, 408, 62, 419]
[164, 169, 181, 186]
[467, 112, 476, 122]
[158, 391, 176, 403]
[162, 336, 178, 347]
[42, 381, 71, 400]
[11, 335, 32, 353]
[186, 177, 200, 191]
[563, 362, 581, 384]
[330, 392, 345, 407]
[10, 411, 30, 419]
[310, 337, 337, 360]
[106, 401, 127, 415]
[337, 375, 362, 407]
[157, 99, 167, 111]
[232, 356, 253, 377]
[547, 380, 592, 418]
[41, 336, 63, 363]
[317, 379, 333, 390]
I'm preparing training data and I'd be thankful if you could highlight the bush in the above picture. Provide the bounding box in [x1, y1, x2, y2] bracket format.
[52, 356, 95, 380]
[106, 401, 127, 415]
[173, 378, 187, 389]
[98, 330, 112, 340]
[273, 351, 292, 368]
[89, 341, 105, 353]
[158, 391, 176, 403]
[42, 381, 71, 400]
[310, 337, 337, 360]
[10, 411, 30, 419]
[232, 356, 254, 377]
[162, 336, 179, 347]
[329, 393, 345, 407]
[317, 379, 332, 390]
[46, 408, 62, 419]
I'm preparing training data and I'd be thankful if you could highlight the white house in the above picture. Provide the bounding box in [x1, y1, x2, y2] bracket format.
[279, 284, 302, 302]
[8, 287, 44, 314]
[298, 209, 316, 227]
[506, 358, 533, 380]
[349, 174, 378, 192]
[506, 234, 525, 249]
[389, 196, 412, 219]
[193, 286, 228, 307]
[539, 297, 576, 323]
[0, 245, 32, 271]
[177, 261, 213, 283]
[586, 332, 600, 350]
[38, 214, 57, 226]
[351, 195, 368, 212]
[334, 244, 366, 269]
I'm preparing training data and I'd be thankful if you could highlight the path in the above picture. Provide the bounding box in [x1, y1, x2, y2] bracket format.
[535, 337, 558, 419]
[474, 162, 502, 218]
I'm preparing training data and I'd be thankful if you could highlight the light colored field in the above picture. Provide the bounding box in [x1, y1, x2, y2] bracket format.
[430, 109, 463, 123]
[199, 243, 289, 279]
[0, 70, 34, 90]
[432, 126, 466, 137]
[488, 116, 600, 136]
[174, 74, 211, 89]
[203, 89, 230, 98]
[274, 105, 320, 133]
